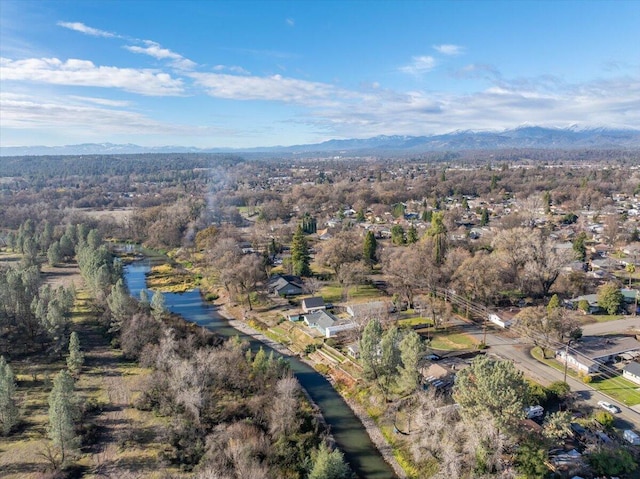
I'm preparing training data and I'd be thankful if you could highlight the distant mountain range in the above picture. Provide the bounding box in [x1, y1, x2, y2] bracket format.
[2, 126, 640, 157]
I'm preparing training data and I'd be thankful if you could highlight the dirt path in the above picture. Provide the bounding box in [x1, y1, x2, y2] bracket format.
[73, 298, 165, 479]
[76, 315, 130, 477]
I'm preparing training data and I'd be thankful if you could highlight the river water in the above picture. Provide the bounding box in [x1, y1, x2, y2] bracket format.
[124, 259, 398, 479]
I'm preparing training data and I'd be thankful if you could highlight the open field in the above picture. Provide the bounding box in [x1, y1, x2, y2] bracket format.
[73, 208, 135, 225]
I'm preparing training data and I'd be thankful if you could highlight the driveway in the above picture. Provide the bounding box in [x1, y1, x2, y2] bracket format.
[582, 317, 640, 336]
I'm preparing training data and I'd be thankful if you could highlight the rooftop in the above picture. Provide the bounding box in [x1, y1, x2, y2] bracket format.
[568, 335, 640, 360]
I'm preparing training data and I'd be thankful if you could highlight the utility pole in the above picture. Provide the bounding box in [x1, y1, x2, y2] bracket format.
[563, 340, 574, 384]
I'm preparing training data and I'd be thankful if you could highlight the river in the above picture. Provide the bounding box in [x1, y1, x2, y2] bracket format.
[124, 259, 399, 479]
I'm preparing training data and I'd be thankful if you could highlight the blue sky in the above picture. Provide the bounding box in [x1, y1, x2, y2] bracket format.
[1, 0, 638, 148]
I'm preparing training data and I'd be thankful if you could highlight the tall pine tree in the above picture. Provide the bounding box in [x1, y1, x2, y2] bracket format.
[291, 225, 311, 277]
[66, 332, 84, 377]
[363, 231, 377, 265]
[48, 369, 79, 465]
[0, 356, 19, 435]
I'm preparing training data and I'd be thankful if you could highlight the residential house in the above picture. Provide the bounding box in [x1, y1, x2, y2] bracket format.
[567, 289, 639, 314]
[623, 362, 640, 386]
[346, 301, 390, 320]
[555, 335, 640, 374]
[267, 274, 304, 297]
[346, 342, 360, 358]
[302, 296, 326, 313]
[303, 310, 357, 337]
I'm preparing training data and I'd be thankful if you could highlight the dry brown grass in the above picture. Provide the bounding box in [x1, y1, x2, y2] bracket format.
[0, 272, 182, 478]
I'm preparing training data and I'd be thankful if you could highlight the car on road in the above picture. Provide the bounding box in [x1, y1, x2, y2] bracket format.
[597, 400, 620, 414]
[425, 353, 441, 361]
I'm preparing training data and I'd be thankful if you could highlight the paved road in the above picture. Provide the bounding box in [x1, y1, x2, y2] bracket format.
[582, 317, 640, 336]
[453, 319, 640, 430]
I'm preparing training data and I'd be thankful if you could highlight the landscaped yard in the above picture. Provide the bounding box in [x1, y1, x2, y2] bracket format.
[592, 375, 640, 406]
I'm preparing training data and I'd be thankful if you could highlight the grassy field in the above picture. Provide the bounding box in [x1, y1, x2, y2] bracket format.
[428, 330, 479, 351]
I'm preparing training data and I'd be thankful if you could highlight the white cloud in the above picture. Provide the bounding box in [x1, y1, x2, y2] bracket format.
[125, 40, 197, 70]
[399, 56, 437, 75]
[433, 44, 465, 56]
[0, 92, 227, 139]
[57, 21, 116, 38]
[67, 95, 131, 107]
[189, 72, 348, 106]
[213, 64, 251, 75]
[291, 74, 640, 138]
[0, 57, 185, 96]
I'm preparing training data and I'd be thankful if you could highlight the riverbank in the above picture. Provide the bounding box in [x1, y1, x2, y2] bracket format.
[219, 304, 408, 479]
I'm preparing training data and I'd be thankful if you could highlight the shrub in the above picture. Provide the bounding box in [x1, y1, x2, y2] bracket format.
[594, 410, 614, 428]
[580, 374, 592, 384]
[578, 299, 590, 314]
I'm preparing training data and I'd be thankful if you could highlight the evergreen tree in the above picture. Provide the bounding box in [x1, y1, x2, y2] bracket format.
[398, 330, 422, 394]
[48, 369, 79, 465]
[150, 290, 167, 321]
[58, 234, 75, 261]
[390, 225, 405, 245]
[44, 300, 70, 357]
[572, 232, 587, 261]
[426, 212, 448, 264]
[379, 326, 401, 394]
[363, 231, 377, 265]
[453, 355, 529, 433]
[139, 289, 151, 311]
[252, 347, 268, 374]
[542, 191, 552, 214]
[0, 356, 19, 436]
[47, 241, 62, 267]
[359, 318, 383, 380]
[308, 443, 352, 479]
[406, 225, 419, 244]
[40, 220, 54, 254]
[107, 279, 133, 334]
[291, 225, 311, 277]
[480, 208, 490, 226]
[66, 332, 84, 377]
[597, 282, 623, 315]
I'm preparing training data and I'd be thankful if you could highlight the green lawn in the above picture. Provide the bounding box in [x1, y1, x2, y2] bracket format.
[592, 375, 640, 406]
[429, 331, 478, 351]
[398, 317, 434, 327]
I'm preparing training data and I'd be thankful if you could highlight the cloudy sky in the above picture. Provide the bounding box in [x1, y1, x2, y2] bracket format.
[1, 0, 638, 148]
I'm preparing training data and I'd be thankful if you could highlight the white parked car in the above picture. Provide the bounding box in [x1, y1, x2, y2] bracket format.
[597, 400, 620, 414]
